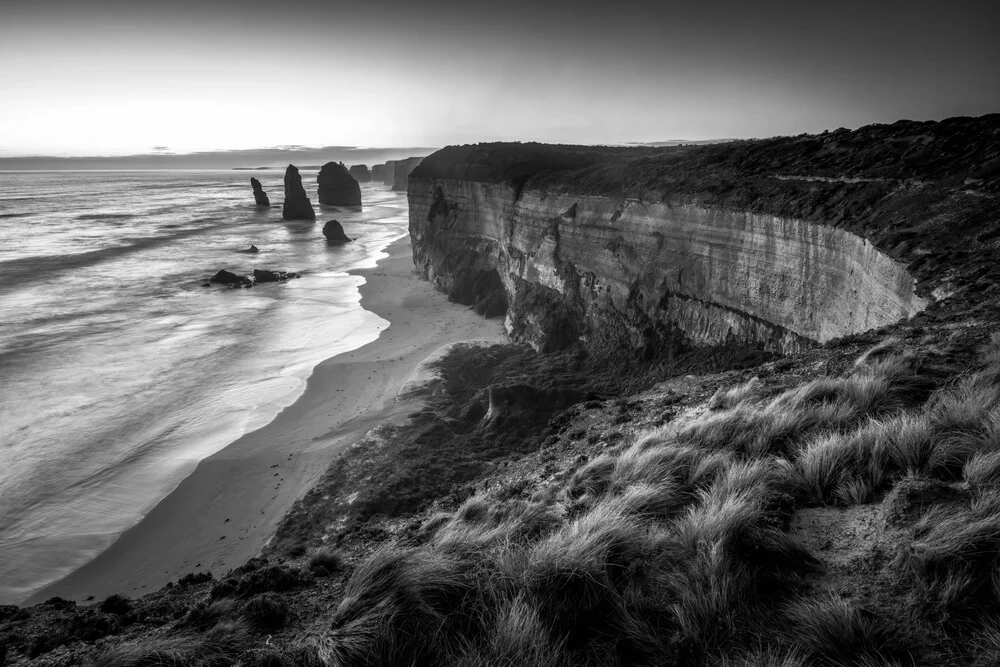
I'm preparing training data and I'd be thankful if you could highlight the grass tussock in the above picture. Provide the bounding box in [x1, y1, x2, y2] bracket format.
[90, 619, 250, 667]
[783, 596, 891, 665]
[708, 377, 761, 411]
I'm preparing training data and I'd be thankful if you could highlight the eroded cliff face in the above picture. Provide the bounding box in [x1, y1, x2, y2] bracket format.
[410, 179, 927, 355]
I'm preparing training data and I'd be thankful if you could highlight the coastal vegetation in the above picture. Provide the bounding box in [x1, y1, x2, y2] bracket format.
[3, 117, 1000, 666]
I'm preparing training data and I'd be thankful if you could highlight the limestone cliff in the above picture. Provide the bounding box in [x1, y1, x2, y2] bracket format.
[409, 115, 1000, 355]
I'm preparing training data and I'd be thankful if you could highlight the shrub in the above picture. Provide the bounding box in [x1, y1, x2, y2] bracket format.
[243, 593, 288, 631]
[182, 598, 238, 630]
[308, 547, 344, 577]
[99, 594, 132, 616]
[177, 571, 213, 587]
[213, 564, 311, 599]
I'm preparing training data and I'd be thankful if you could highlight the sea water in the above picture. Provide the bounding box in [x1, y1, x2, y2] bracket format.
[0, 170, 408, 603]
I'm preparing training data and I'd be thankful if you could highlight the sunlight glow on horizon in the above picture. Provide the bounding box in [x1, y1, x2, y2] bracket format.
[1, 0, 997, 156]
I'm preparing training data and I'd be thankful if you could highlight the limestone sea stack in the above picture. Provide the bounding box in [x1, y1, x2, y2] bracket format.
[317, 162, 362, 207]
[391, 156, 424, 192]
[281, 164, 316, 220]
[371, 163, 387, 182]
[250, 177, 270, 206]
[381, 160, 396, 185]
[322, 219, 353, 243]
[349, 164, 371, 183]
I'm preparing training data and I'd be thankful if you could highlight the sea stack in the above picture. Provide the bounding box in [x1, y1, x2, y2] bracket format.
[391, 156, 424, 192]
[381, 160, 397, 185]
[281, 164, 316, 220]
[250, 177, 270, 206]
[349, 164, 372, 183]
[317, 162, 362, 207]
[322, 219, 353, 243]
[371, 163, 387, 182]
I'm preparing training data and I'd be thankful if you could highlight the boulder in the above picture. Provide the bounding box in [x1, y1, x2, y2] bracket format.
[250, 177, 270, 207]
[349, 164, 371, 183]
[281, 164, 316, 220]
[322, 219, 353, 243]
[237, 244, 259, 254]
[210, 269, 252, 288]
[317, 162, 362, 207]
[371, 163, 388, 182]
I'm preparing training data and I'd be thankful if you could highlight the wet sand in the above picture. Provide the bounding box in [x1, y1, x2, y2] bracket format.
[26, 236, 504, 603]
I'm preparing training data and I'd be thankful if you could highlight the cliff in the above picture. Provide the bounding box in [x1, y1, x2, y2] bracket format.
[409, 115, 1000, 356]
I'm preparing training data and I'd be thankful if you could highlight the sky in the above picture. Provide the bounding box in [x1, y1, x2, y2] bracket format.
[1, 0, 997, 157]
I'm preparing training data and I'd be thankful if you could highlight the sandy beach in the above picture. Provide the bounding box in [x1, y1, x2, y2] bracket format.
[26, 236, 505, 604]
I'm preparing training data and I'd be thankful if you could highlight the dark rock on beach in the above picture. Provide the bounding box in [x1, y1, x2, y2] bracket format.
[250, 177, 270, 207]
[253, 269, 300, 284]
[209, 269, 300, 288]
[237, 245, 259, 254]
[210, 269, 253, 288]
[317, 162, 362, 207]
[281, 165, 316, 220]
[371, 163, 387, 182]
[322, 219, 352, 243]
[349, 164, 371, 183]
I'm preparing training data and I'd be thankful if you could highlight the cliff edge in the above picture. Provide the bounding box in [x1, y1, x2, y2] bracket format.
[409, 115, 1000, 356]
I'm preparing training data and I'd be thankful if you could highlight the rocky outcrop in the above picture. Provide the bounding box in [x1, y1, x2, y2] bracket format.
[210, 269, 252, 287]
[317, 162, 362, 207]
[209, 269, 300, 288]
[381, 161, 396, 185]
[371, 163, 388, 182]
[253, 269, 300, 284]
[250, 177, 270, 207]
[281, 165, 316, 220]
[391, 157, 424, 192]
[322, 219, 352, 243]
[409, 116, 1000, 356]
[349, 164, 371, 183]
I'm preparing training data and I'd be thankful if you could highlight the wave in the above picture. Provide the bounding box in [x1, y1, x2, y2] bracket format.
[73, 213, 134, 221]
[0, 226, 214, 287]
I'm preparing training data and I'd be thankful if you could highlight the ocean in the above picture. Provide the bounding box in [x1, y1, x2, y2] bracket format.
[0, 170, 409, 604]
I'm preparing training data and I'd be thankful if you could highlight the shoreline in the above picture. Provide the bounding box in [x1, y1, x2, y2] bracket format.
[25, 235, 505, 604]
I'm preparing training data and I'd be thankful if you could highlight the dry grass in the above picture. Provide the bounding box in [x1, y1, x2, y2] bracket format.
[90, 620, 250, 667]
[315, 344, 1000, 665]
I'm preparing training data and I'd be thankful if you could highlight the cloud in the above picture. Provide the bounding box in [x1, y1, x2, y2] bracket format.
[151, 145, 172, 152]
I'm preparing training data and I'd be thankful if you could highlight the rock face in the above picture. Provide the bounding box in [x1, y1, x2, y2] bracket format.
[349, 164, 371, 183]
[371, 163, 388, 182]
[281, 165, 316, 220]
[250, 177, 270, 207]
[408, 116, 1000, 355]
[322, 219, 352, 243]
[391, 157, 424, 192]
[317, 162, 362, 207]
